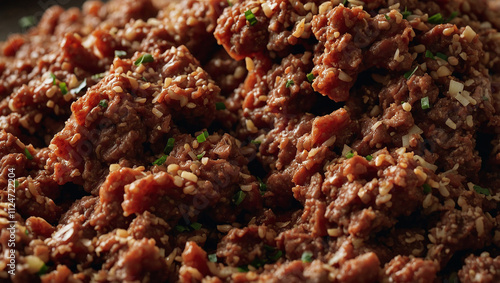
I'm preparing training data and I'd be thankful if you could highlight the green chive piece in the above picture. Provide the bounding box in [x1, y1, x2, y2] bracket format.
[237, 266, 249, 272]
[402, 7, 411, 19]
[473, 185, 490, 196]
[301, 251, 313, 263]
[436, 52, 448, 61]
[98, 99, 108, 108]
[197, 152, 205, 160]
[70, 78, 87, 95]
[215, 102, 226, 110]
[446, 11, 458, 23]
[345, 151, 354, 159]
[306, 73, 315, 83]
[175, 225, 188, 232]
[423, 184, 432, 194]
[91, 73, 105, 80]
[421, 97, 430, 110]
[19, 15, 37, 29]
[25, 228, 29, 235]
[114, 50, 127, 58]
[365, 155, 373, 161]
[385, 14, 390, 21]
[251, 140, 262, 145]
[164, 138, 175, 154]
[425, 50, 434, 59]
[196, 132, 207, 143]
[37, 263, 48, 276]
[152, 155, 167, 166]
[24, 148, 33, 160]
[257, 177, 267, 195]
[204, 131, 209, 138]
[269, 250, 282, 261]
[428, 13, 443, 24]
[404, 66, 418, 80]
[285, 79, 294, 88]
[234, 191, 246, 205]
[244, 10, 258, 26]
[190, 222, 202, 230]
[134, 54, 154, 66]
[208, 253, 217, 262]
[59, 82, 68, 95]
[50, 73, 57, 85]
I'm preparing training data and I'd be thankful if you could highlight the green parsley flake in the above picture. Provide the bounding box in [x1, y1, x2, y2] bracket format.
[436, 52, 448, 61]
[114, 50, 127, 58]
[404, 66, 419, 80]
[37, 264, 48, 276]
[175, 225, 189, 232]
[152, 155, 167, 166]
[59, 82, 68, 95]
[190, 222, 202, 230]
[345, 151, 354, 159]
[365, 155, 373, 161]
[208, 253, 217, 262]
[15, 180, 19, 189]
[134, 54, 154, 66]
[425, 50, 435, 59]
[473, 185, 490, 196]
[70, 79, 87, 95]
[234, 191, 246, 205]
[215, 102, 226, 110]
[244, 10, 258, 26]
[50, 73, 57, 85]
[301, 251, 313, 263]
[421, 97, 430, 110]
[285, 79, 294, 88]
[385, 14, 390, 21]
[19, 16, 37, 29]
[306, 73, 315, 83]
[24, 148, 33, 160]
[423, 184, 432, 194]
[428, 13, 443, 24]
[164, 138, 175, 154]
[98, 99, 108, 108]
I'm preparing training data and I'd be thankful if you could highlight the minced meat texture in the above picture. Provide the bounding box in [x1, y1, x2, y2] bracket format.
[1, 0, 500, 282]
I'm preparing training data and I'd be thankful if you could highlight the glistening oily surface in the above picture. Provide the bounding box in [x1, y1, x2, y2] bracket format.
[0, 0, 500, 282]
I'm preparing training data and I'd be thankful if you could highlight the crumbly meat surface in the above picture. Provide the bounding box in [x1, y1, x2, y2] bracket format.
[1, 0, 500, 282]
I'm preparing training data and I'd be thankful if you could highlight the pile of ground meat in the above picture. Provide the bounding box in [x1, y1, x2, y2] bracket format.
[1, 0, 500, 282]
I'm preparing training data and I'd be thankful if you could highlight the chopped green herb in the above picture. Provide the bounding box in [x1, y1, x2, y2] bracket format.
[134, 53, 154, 66]
[15, 180, 19, 189]
[428, 13, 443, 24]
[402, 7, 411, 19]
[19, 15, 37, 29]
[114, 50, 127, 58]
[285, 79, 294, 88]
[204, 131, 209, 138]
[385, 14, 390, 21]
[244, 10, 258, 26]
[208, 253, 217, 262]
[190, 222, 202, 230]
[421, 97, 430, 110]
[436, 52, 448, 61]
[306, 73, 315, 83]
[473, 185, 490, 196]
[250, 258, 266, 268]
[215, 102, 226, 110]
[446, 11, 458, 23]
[37, 263, 49, 276]
[237, 266, 249, 272]
[251, 140, 262, 145]
[197, 152, 205, 160]
[404, 66, 419, 80]
[175, 225, 189, 232]
[141, 77, 148, 82]
[152, 155, 167, 166]
[482, 96, 489, 101]
[301, 251, 313, 263]
[257, 177, 267, 195]
[91, 73, 105, 80]
[268, 250, 282, 261]
[25, 228, 29, 235]
[401, 101, 405, 104]
[423, 183, 432, 194]
[425, 50, 435, 59]
[70, 78, 87, 95]
[343, 0, 348, 6]
[50, 73, 57, 85]
[164, 138, 175, 154]
[234, 191, 246, 205]
[197, 132, 207, 143]
[98, 99, 108, 108]
[365, 155, 373, 161]
[24, 148, 33, 160]
[345, 151, 354, 159]
[59, 82, 68, 95]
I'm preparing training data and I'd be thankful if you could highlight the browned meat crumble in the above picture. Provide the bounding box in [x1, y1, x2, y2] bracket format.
[1, 0, 500, 282]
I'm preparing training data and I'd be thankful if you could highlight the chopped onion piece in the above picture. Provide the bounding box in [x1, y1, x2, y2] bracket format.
[449, 80, 464, 97]
[413, 155, 438, 171]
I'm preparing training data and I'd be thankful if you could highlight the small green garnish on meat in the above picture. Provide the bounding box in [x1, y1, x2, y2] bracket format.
[50, 73, 57, 85]
[91, 73, 105, 80]
[37, 264, 48, 276]
[134, 54, 154, 66]
[301, 251, 313, 263]
[251, 140, 262, 145]
[208, 253, 217, 262]
[257, 177, 267, 195]
[436, 52, 448, 61]
[428, 13, 443, 24]
[25, 228, 29, 235]
[234, 191, 246, 205]
[70, 79, 87, 95]
[215, 102, 226, 110]
[402, 7, 411, 19]
[425, 50, 435, 59]
[152, 155, 167, 166]
[306, 73, 315, 83]
[164, 138, 175, 155]
[24, 148, 33, 160]
[197, 132, 207, 143]
[473, 185, 490, 196]
[114, 50, 127, 58]
[446, 11, 458, 23]
[190, 222, 202, 230]
[421, 97, 430, 110]
[175, 225, 189, 232]
[286, 79, 294, 88]
[365, 155, 373, 161]
[385, 14, 390, 21]
[345, 151, 354, 159]
[244, 10, 258, 26]
[98, 99, 108, 108]
[59, 82, 68, 95]
[423, 184, 432, 194]
[404, 66, 418, 80]
[197, 152, 205, 160]
[19, 16, 37, 29]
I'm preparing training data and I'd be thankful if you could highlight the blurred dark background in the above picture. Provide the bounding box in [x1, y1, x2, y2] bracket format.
[0, 0, 89, 40]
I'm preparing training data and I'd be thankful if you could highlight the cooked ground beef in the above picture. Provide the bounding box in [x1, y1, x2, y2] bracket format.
[1, 0, 500, 282]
